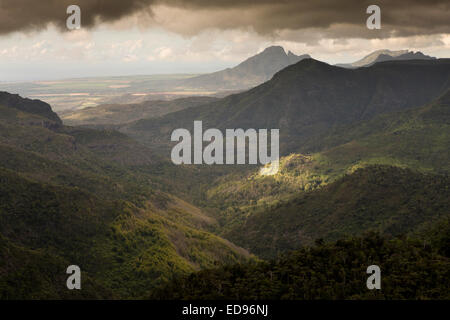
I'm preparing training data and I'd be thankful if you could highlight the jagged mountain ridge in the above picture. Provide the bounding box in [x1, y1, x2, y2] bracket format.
[336, 49, 436, 68]
[181, 46, 310, 90]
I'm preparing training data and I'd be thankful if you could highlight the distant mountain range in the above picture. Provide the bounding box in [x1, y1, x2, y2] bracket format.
[122, 58, 450, 154]
[60, 46, 310, 125]
[181, 46, 310, 90]
[336, 49, 436, 68]
[0, 47, 437, 114]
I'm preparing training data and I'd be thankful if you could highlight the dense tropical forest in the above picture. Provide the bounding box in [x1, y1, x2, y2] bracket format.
[152, 228, 450, 299]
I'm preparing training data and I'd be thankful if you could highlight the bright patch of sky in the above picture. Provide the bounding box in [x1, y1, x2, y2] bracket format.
[0, 25, 448, 82]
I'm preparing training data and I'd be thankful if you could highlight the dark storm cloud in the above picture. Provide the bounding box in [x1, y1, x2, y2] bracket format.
[0, 0, 448, 37]
[164, 0, 450, 38]
[0, 0, 155, 34]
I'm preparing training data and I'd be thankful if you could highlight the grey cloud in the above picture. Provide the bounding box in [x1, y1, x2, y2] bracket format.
[0, 0, 448, 38]
[159, 0, 450, 38]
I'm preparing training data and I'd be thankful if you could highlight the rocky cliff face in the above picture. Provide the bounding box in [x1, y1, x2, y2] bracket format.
[0, 91, 62, 124]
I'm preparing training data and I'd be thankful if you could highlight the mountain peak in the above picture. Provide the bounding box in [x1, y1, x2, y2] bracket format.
[182, 46, 310, 90]
[260, 45, 286, 55]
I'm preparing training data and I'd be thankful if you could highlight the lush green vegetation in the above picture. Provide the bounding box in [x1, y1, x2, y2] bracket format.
[223, 166, 449, 258]
[153, 90, 450, 250]
[152, 231, 450, 300]
[0, 234, 114, 299]
[1, 60, 449, 300]
[0, 94, 250, 299]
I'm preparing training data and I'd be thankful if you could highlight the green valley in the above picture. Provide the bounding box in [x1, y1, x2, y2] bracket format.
[0, 91, 250, 299]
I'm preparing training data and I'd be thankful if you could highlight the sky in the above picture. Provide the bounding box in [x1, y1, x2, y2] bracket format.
[0, 0, 449, 81]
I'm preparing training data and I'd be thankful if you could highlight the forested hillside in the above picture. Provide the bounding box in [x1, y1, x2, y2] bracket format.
[152, 230, 450, 300]
[224, 166, 450, 258]
[120, 59, 450, 154]
[0, 92, 250, 299]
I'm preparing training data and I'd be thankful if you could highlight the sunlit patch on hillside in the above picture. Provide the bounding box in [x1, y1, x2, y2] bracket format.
[259, 159, 279, 176]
